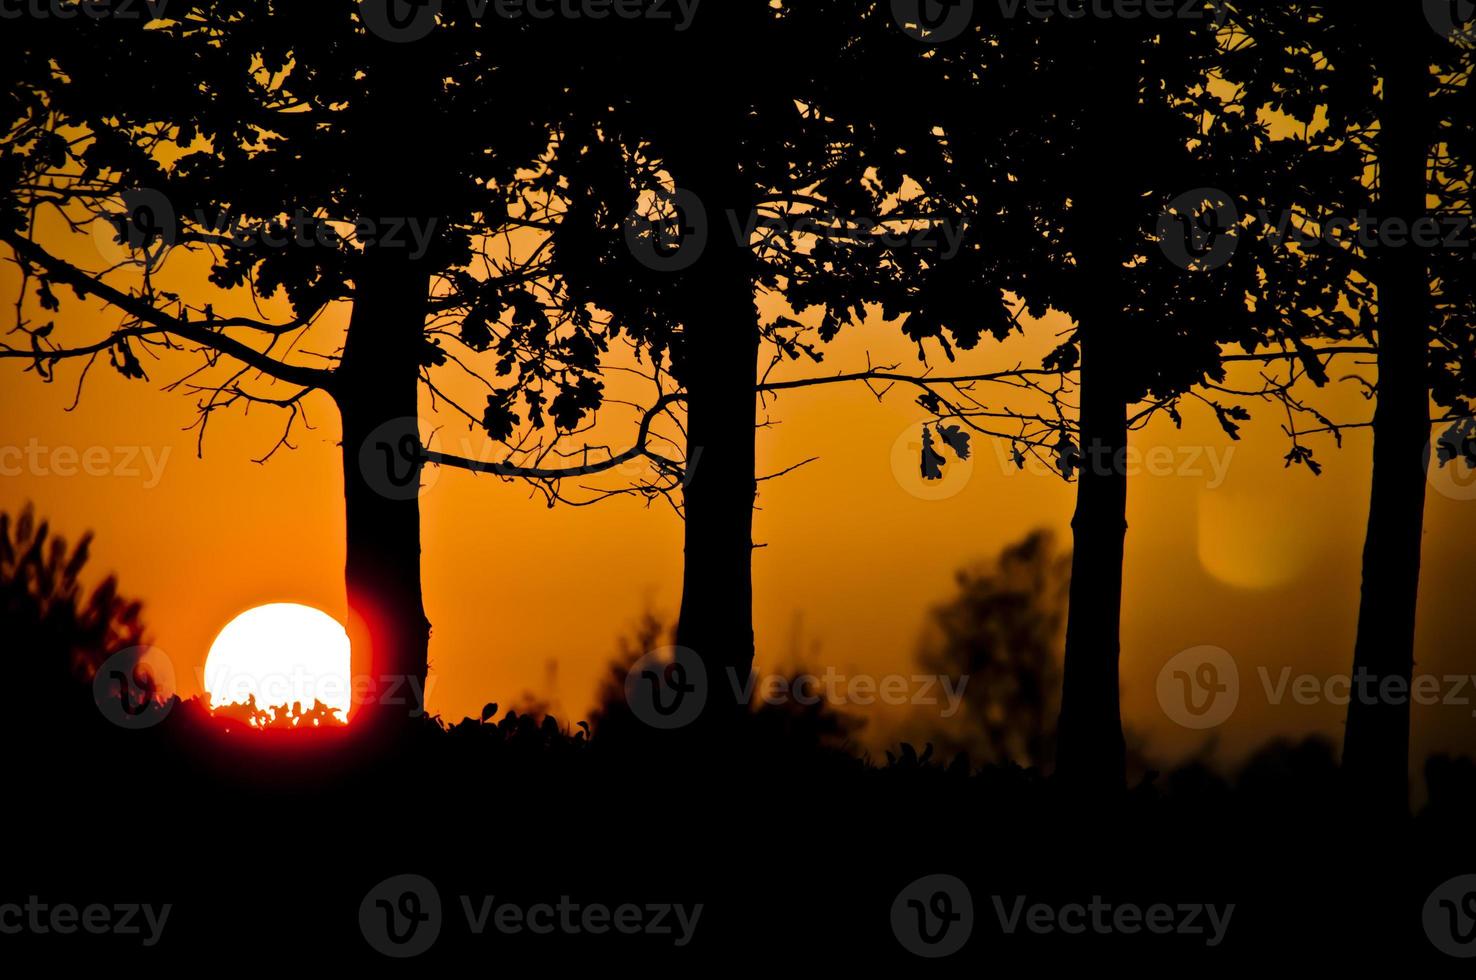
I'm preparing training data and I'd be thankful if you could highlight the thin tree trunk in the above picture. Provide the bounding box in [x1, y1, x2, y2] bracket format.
[1342, 22, 1431, 817]
[669, 151, 760, 739]
[338, 244, 434, 733]
[1054, 308, 1129, 790]
[1052, 36, 1134, 791]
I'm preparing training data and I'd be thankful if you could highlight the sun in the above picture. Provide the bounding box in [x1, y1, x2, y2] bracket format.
[204, 603, 353, 723]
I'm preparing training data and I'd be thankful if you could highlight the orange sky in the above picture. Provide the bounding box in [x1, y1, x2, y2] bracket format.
[3, 204, 1475, 780]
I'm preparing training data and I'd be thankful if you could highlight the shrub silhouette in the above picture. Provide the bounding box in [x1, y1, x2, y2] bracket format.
[1, 505, 148, 730]
[590, 610, 862, 761]
[208, 694, 346, 730]
[908, 530, 1070, 771]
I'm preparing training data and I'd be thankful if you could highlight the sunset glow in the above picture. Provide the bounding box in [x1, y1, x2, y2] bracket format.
[7, 2, 1476, 966]
[204, 603, 353, 721]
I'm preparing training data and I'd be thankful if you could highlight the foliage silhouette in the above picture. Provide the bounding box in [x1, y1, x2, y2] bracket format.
[909, 530, 1070, 772]
[872, 5, 1290, 789]
[2, 504, 149, 731]
[1221, 1, 1476, 815]
[540, 2, 1011, 738]
[0, 4, 614, 729]
[590, 610, 865, 762]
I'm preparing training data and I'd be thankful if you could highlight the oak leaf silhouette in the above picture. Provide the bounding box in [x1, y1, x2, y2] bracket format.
[920, 426, 947, 481]
[936, 424, 971, 461]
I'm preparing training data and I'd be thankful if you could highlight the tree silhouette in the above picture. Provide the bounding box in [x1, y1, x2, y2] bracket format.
[1335, 5, 1474, 818]
[1, 4, 601, 731]
[538, 1, 966, 737]
[1222, 1, 1476, 815]
[872, 6, 1296, 790]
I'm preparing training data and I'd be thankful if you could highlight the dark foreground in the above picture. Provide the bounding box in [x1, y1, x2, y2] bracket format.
[7, 695, 1476, 970]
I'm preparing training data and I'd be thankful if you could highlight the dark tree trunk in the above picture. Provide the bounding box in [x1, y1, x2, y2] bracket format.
[334, 42, 442, 739]
[668, 151, 760, 739]
[1342, 24, 1431, 817]
[1052, 36, 1135, 791]
[337, 244, 434, 734]
[1054, 315, 1129, 790]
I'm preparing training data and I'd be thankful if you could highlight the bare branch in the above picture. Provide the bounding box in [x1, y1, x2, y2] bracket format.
[1, 231, 334, 392]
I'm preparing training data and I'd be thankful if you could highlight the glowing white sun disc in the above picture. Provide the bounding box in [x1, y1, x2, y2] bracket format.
[204, 603, 352, 720]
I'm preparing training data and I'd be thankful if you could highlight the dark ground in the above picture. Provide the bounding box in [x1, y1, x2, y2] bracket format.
[8, 691, 1476, 969]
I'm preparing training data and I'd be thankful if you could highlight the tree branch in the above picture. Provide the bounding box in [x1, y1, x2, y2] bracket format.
[1, 230, 335, 392]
